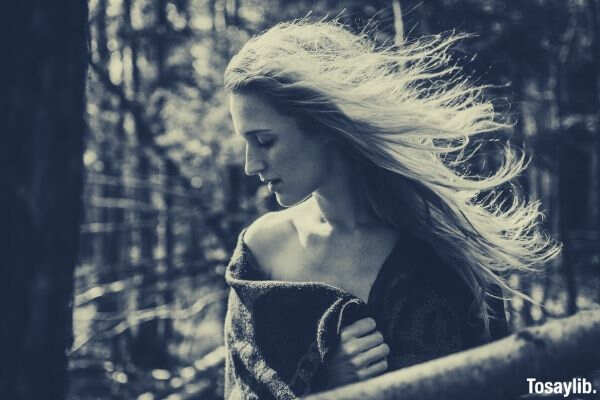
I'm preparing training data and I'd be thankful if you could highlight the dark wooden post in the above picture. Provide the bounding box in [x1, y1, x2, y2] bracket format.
[1, 1, 89, 398]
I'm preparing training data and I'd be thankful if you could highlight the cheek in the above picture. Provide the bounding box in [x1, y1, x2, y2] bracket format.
[288, 144, 328, 183]
[270, 134, 329, 184]
[271, 142, 302, 171]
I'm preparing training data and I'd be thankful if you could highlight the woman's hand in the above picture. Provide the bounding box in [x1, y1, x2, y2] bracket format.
[324, 317, 390, 388]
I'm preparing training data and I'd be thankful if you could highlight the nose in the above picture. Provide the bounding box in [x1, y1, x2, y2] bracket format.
[244, 144, 265, 176]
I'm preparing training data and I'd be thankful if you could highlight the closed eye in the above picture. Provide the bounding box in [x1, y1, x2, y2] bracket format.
[256, 136, 275, 148]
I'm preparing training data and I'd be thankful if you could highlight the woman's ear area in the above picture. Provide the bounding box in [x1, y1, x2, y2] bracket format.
[308, 123, 340, 146]
[316, 133, 346, 159]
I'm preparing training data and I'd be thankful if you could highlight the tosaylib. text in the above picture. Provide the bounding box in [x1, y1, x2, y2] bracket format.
[527, 378, 596, 397]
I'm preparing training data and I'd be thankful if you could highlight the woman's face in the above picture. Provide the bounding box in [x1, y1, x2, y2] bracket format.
[229, 92, 331, 207]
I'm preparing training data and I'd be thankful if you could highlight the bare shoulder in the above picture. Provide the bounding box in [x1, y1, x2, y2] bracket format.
[244, 209, 296, 272]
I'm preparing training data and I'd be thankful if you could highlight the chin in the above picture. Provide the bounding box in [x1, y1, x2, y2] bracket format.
[274, 193, 294, 208]
[274, 191, 311, 208]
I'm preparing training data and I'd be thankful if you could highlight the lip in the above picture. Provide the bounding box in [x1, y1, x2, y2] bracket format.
[266, 178, 282, 192]
[261, 177, 281, 184]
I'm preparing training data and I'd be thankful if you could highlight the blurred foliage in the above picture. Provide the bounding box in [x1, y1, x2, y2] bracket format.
[71, 0, 600, 399]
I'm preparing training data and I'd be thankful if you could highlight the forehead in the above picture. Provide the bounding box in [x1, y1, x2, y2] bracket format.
[229, 92, 295, 135]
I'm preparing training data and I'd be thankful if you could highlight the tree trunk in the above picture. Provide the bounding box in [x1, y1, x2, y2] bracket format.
[1, 2, 88, 399]
[555, 17, 578, 315]
[123, 0, 141, 97]
[129, 0, 171, 368]
[304, 310, 600, 400]
[590, 0, 600, 304]
[162, 161, 176, 353]
[129, 152, 166, 368]
[589, 0, 600, 229]
[94, 0, 127, 365]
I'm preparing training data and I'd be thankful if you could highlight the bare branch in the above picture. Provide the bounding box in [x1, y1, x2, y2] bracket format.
[74, 268, 221, 308]
[70, 289, 227, 354]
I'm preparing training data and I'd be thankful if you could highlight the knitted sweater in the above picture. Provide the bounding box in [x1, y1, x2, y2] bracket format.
[223, 228, 508, 399]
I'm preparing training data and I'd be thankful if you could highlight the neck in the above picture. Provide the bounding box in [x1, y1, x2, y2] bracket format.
[311, 151, 375, 232]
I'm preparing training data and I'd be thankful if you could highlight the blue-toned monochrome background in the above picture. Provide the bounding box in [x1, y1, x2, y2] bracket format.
[73, 0, 600, 398]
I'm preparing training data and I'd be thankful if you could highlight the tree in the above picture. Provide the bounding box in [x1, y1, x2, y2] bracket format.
[1, 1, 88, 399]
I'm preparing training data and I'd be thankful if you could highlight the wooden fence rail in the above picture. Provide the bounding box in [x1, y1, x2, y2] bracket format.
[304, 309, 600, 400]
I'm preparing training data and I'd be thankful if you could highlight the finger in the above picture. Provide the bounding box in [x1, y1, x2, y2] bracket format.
[340, 318, 376, 342]
[340, 331, 384, 356]
[357, 359, 388, 380]
[351, 343, 390, 368]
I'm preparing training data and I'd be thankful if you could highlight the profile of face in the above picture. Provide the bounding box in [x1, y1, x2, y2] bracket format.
[229, 92, 331, 207]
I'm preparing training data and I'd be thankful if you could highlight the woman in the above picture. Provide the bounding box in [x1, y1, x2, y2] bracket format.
[222, 19, 560, 399]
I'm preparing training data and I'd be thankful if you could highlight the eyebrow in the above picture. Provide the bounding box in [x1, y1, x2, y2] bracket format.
[241, 129, 272, 138]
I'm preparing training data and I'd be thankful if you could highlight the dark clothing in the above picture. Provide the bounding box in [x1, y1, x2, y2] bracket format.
[224, 228, 508, 399]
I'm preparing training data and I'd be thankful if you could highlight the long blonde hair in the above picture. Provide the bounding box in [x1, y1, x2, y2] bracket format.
[224, 18, 561, 335]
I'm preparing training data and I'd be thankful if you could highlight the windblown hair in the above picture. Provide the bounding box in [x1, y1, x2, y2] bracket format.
[224, 18, 561, 335]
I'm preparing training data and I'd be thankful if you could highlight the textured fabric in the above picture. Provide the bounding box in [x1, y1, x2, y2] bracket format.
[223, 227, 508, 399]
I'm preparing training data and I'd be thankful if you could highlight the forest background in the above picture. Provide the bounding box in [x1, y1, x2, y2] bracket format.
[6, 0, 599, 399]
